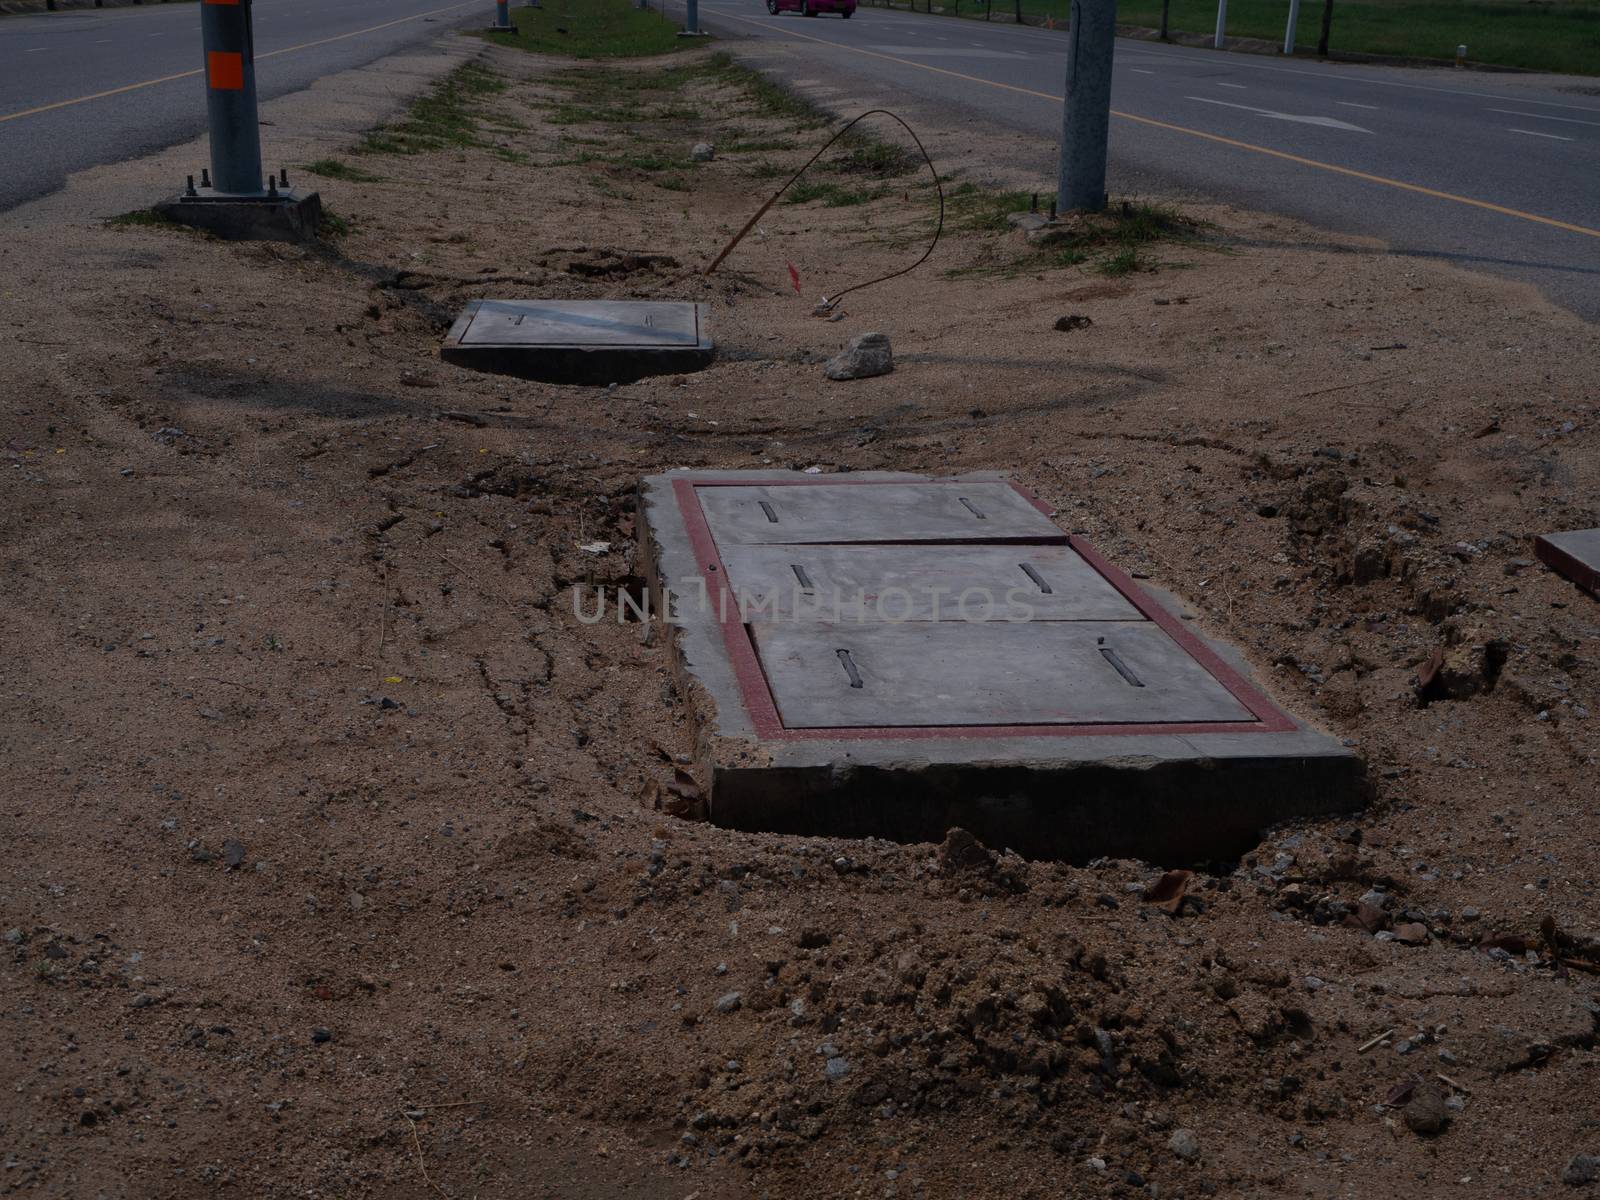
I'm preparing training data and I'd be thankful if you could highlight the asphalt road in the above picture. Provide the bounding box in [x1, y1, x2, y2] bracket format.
[690, 2, 1600, 319]
[0, 0, 480, 212]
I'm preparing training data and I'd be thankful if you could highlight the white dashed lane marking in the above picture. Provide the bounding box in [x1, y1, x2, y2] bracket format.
[1488, 108, 1600, 129]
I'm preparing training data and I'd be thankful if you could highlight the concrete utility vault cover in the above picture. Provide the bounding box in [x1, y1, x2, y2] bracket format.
[1535, 528, 1600, 599]
[640, 471, 1368, 864]
[441, 299, 713, 385]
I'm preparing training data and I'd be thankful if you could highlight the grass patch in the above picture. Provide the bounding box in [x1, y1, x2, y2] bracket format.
[823, 134, 919, 178]
[478, 0, 694, 58]
[105, 208, 183, 230]
[695, 52, 829, 126]
[319, 209, 353, 240]
[546, 103, 636, 125]
[1096, 244, 1144, 277]
[782, 180, 888, 206]
[1128, 0, 1600, 74]
[302, 158, 384, 183]
[725, 138, 796, 154]
[859, 0, 1600, 75]
[1038, 200, 1201, 275]
[946, 187, 1204, 277]
[947, 182, 1036, 233]
[535, 47, 919, 209]
[357, 62, 513, 158]
[540, 62, 706, 124]
[615, 151, 695, 172]
[540, 53, 828, 150]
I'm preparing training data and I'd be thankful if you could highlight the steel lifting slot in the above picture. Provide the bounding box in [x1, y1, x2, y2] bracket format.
[1019, 562, 1053, 594]
[759, 501, 779, 524]
[791, 564, 815, 591]
[835, 648, 864, 689]
[958, 497, 987, 519]
[1097, 641, 1144, 688]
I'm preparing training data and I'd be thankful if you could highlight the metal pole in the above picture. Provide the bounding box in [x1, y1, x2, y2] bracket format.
[1056, 0, 1115, 213]
[1213, 0, 1226, 48]
[200, 0, 265, 195]
[686, 0, 699, 33]
[1283, 0, 1299, 53]
[494, 0, 512, 28]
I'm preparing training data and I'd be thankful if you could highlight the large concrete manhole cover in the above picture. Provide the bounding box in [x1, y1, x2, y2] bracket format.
[441, 300, 713, 385]
[640, 471, 1367, 863]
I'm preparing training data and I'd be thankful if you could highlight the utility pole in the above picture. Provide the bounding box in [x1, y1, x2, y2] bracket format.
[156, 0, 320, 241]
[200, 0, 265, 195]
[1282, 0, 1299, 53]
[1213, 0, 1226, 48]
[680, 0, 708, 35]
[1056, 0, 1116, 213]
[1159, 0, 1170, 39]
[1316, 0, 1333, 55]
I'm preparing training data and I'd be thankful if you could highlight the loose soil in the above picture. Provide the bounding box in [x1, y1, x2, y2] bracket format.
[1, 32, 1597, 1200]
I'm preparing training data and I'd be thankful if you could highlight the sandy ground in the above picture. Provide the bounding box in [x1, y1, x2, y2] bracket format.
[1, 28, 1598, 1200]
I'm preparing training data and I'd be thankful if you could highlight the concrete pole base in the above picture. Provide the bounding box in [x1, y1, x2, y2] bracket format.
[154, 189, 323, 243]
[485, 23, 519, 31]
[676, 28, 711, 36]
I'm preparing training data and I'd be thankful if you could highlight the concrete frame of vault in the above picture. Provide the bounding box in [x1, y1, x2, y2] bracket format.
[639, 469, 1369, 864]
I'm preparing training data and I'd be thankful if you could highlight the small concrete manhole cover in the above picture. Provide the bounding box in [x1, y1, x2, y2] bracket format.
[1535, 528, 1600, 599]
[640, 470, 1367, 863]
[441, 299, 713, 385]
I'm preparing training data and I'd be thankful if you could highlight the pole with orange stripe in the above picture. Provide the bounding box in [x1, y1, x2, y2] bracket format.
[199, 0, 266, 195]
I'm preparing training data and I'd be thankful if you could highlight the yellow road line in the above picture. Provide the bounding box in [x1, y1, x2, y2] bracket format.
[0, 0, 479, 125]
[713, 9, 1600, 241]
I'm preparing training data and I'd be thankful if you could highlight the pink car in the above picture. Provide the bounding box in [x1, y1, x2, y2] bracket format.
[767, 0, 855, 15]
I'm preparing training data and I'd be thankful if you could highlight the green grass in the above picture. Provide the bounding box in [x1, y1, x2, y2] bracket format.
[532, 47, 920, 207]
[319, 209, 353, 240]
[357, 62, 515, 158]
[104, 208, 184, 230]
[477, 0, 695, 58]
[540, 52, 826, 136]
[947, 182, 1036, 233]
[614, 151, 695, 171]
[696, 52, 829, 125]
[302, 158, 384, 183]
[945, 187, 1204, 277]
[782, 180, 889, 206]
[823, 134, 920, 178]
[858, 0, 1600, 76]
[724, 138, 796, 154]
[1129, 0, 1599, 73]
[1096, 244, 1144, 277]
